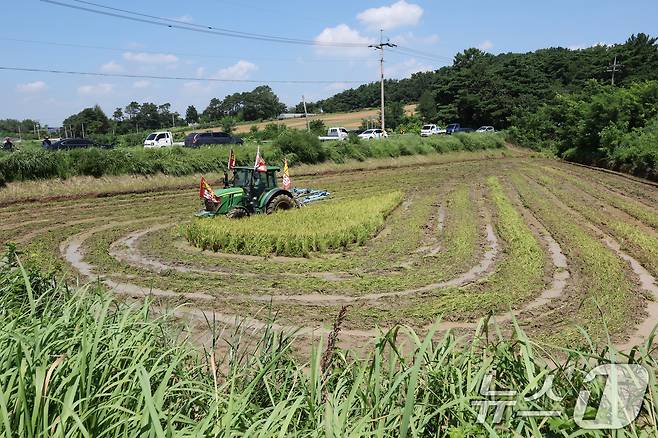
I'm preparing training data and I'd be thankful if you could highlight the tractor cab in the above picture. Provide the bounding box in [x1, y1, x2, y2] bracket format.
[231, 166, 280, 199]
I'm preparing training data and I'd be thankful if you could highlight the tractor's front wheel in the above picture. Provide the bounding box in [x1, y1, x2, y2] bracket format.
[266, 194, 296, 214]
[226, 207, 249, 219]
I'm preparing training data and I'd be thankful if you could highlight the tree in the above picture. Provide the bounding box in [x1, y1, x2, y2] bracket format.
[220, 116, 237, 134]
[202, 98, 224, 122]
[112, 108, 124, 122]
[185, 105, 199, 124]
[384, 101, 405, 130]
[417, 91, 438, 122]
[62, 105, 111, 136]
[309, 119, 326, 135]
[124, 102, 140, 120]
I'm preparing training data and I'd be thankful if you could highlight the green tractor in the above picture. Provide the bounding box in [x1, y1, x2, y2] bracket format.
[197, 166, 297, 219]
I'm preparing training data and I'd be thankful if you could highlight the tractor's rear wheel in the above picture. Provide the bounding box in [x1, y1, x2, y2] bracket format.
[226, 207, 249, 219]
[266, 194, 296, 214]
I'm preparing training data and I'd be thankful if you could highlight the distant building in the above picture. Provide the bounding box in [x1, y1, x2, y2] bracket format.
[277, 113, 317, 120]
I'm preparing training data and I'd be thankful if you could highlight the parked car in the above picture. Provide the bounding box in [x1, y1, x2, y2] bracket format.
[420, 124, 440, 137]
[358, 129, 388, 140]
[318, 127, 349, 142]
[446, 124, 476, 134]
[144, 131, 174, 148]
[184, 132, 244, 148]
[476, 126, 495, 133]
[45, 138, 114, 150]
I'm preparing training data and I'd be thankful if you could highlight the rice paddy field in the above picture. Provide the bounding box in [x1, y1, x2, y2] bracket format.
[2, 147, 658, 435]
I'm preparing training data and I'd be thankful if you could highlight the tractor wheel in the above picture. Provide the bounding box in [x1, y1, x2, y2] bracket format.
[226, 207, 249, 219]
[266, 194, 296, 214]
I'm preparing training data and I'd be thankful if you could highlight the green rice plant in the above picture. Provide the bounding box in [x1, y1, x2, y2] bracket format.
[511, 173, 638, 342]
[184, 192, 403, 257]
[1, 251, 656, 436]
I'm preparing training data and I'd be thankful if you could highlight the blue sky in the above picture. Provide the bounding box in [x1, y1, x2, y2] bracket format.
[2, 0, 657, 126]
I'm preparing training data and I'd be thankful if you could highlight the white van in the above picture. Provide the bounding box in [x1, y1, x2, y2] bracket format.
[144, 131, 173, 148]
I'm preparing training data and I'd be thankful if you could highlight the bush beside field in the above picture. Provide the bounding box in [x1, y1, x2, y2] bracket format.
[2, 249, 657, 436]
[184, 192, 403, 257]
[0, 132, 505, 185]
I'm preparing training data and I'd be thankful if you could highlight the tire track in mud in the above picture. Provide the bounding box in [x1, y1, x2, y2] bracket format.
[524, 174, 658, 350]
[61, 205, 570, 342]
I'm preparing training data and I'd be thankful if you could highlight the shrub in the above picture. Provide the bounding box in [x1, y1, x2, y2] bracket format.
[273, 130, 326, 164]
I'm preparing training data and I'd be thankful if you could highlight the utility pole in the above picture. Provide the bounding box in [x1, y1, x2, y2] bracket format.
[18, 124, 21, 141]
[302, 95, 310, 132]
[172, 113, 175, 129]
[607, 55, 623, 85]
[81, 123, 85, 139]
[369, 30, 396, 131]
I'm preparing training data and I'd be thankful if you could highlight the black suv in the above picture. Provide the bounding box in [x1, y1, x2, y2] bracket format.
[45, 138, 114, 150]
[184, 132, 244, 148]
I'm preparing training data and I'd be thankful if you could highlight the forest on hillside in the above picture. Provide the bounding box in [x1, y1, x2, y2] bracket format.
[306, 34, 658, 129]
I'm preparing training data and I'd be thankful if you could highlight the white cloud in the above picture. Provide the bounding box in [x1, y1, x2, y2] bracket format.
[77, 83, 114, 96]
[357, 0, 423, 30]
[213, 60, 257, 80]
[478, 40, 494, 51]
[133, 80, 151, 88]
[386, 58, 433, 78]
[393, 32, 439, 46]
[195, 66, 206, 77]
[100, 60, 124, 73]
[123, 51, 179, 64]
[182, 81, 215, 94]
[172, 14, 193, 23]
[17, 80, 47, 93]
[326, 82, 350, 92]
[315, 24, 374, 57]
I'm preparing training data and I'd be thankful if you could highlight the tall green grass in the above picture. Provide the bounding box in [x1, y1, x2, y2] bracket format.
[184, 192, 403, 257]
[1, 248, 656, 436]
[0, 133, 506, 185]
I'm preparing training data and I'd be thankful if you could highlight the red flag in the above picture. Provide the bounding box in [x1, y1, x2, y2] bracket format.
[199, 177, 218, 202]
[228, 147, 236, 170]
[282, 158, 291, 190]
[254, 146, 267, 172]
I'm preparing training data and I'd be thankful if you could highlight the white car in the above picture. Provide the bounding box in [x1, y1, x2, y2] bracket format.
[476, 126, 495, 133]
[358, 129, 388, 140]
[420, 124, 440, 137]
[318, 127, 349, 142]
[144, 131, 174, 148]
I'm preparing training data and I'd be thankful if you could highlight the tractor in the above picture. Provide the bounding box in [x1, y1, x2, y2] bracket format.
[196, 166, 330, 219]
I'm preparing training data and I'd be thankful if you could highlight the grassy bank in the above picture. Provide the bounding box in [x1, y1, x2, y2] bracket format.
[0, 133, 505, 185]
[1, 249, 656, 436]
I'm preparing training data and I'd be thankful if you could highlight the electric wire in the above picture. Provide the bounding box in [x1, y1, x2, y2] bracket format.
[0, 66, 373, 84]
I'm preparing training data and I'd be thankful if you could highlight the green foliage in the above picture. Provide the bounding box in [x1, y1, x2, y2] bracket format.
[272, 129, 326, 164]
[0, 133, 505, 184]
[1, 249, 657, 435]
[417, 90, 438, 122]
[511, 80, 658, 179]
[62, 105, 112, 136]
[219, 116, 237, 134]
[313, 33, 658, 129]
[384, 100, 405, 130]
[308, 119, 327, 135]
[185, 105, 199, 124]
[185, 192, 403, 256]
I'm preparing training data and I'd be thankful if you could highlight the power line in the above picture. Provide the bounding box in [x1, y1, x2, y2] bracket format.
[0, 66, 371, 84]
[41, 0, 368, 47]
[0, 37, 379, 64]
[389, 46, 452, 63]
